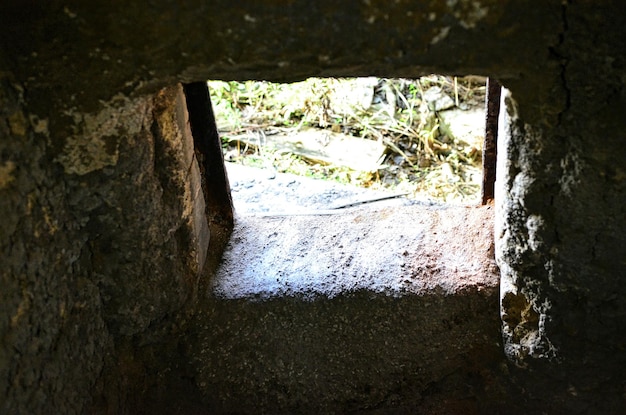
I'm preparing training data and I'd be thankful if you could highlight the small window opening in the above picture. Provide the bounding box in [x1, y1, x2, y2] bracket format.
[207, 76, 495, 214]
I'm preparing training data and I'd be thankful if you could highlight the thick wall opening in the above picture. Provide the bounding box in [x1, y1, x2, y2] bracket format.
[173, 78, 505, 413]
[181, 75, 502, 299]
[185, 76, 500, 296]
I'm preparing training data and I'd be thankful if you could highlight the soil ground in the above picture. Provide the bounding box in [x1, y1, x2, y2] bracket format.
[226, 162, 444, 216]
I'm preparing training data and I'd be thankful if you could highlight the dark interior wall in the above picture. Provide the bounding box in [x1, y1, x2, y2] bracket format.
[0, 79, 204, 412]
[0, 0, 625, 413]
[496, 0, 626, 375]
[0, 64, 111, 414]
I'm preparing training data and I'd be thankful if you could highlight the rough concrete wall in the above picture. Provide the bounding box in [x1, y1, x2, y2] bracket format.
[0, 69, 110, 414]
[0, 0, 560, 116]
[0, 79, 206, 413]
[193, 292, 505, 414]
[495, 2, 626, 409]
[0, 0, 625, 413]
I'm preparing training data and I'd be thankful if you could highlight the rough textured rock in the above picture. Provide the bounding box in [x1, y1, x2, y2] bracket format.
[193, 295, 504, 414]
[0, 81, 206, 413]
[0, 0, 625, 413]
[214, 206, 497, 299]
[0, 71, 111, 414]
[189, 205, 502, 414]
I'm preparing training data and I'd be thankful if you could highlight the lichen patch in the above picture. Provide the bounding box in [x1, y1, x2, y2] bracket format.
[0, 160, 16, 189]
[56, 97, 149, 175]
[446, 0, 489, 29]
[8, 110, 27, 136]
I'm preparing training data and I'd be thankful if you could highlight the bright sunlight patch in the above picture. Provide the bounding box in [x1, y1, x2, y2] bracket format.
[208, 76, 486, 204]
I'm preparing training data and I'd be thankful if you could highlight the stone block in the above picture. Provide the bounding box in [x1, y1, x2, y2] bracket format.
[188, 205, 503, 412]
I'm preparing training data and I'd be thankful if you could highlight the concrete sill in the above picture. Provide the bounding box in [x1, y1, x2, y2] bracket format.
[188, 205, 504, 413]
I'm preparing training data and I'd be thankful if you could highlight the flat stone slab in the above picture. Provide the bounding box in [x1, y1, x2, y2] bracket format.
[230, 128, 386, 172]
[192, 205, 502, 413]
[438, 107, 486, 147]
[212, 204, 498, 299]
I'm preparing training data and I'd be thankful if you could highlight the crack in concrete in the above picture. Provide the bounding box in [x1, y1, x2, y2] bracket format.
[554, 0, 572, 126]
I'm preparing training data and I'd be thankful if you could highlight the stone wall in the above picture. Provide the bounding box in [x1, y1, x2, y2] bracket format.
[0, 79, 206, 412]
[494, 3, 626, 401]
[1, 0, 625, 413]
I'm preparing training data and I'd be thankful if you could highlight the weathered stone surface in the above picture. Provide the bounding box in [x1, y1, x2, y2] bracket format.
[192, 294, 504, 414]
[0, 72, 108, 414]
[0, 0, 625, 413]
[0, 0, 561, 122]
[214, 205, 497, 299]
[0, 81, 208, 413]
[438, 108, 485, 147]
[188, 205, 501, 412]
